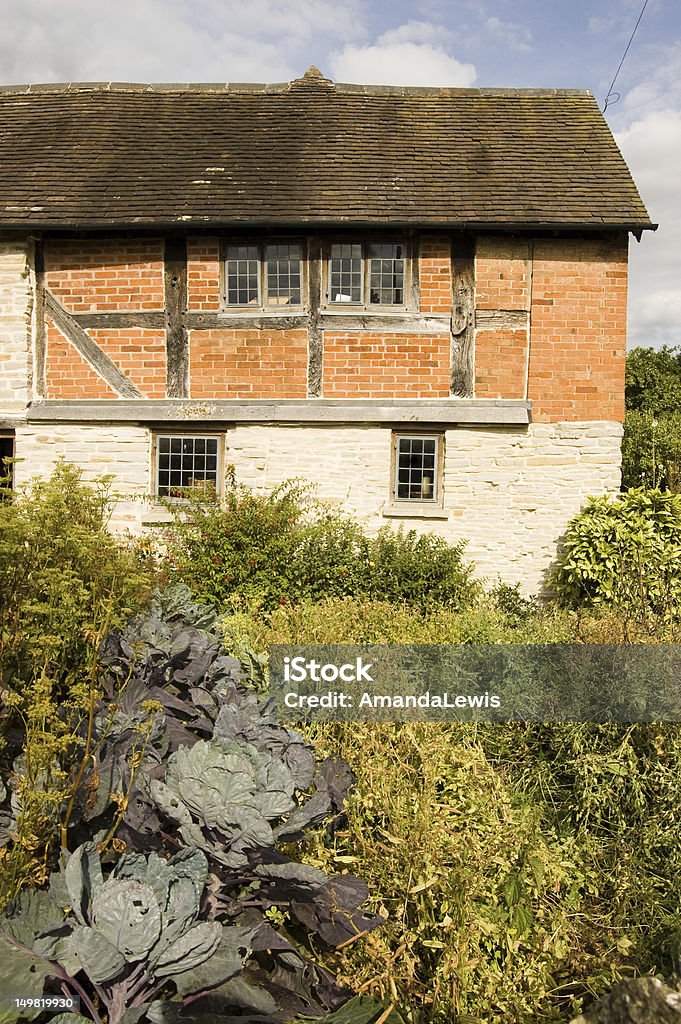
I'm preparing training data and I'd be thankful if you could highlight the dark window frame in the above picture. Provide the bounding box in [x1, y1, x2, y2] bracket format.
[153, 432, 223, 499]
[222, 240, 306, 310]
[391, 431, 444, 504]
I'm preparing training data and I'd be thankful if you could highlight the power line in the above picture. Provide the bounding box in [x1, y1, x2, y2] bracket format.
[603, 0, 650, 112]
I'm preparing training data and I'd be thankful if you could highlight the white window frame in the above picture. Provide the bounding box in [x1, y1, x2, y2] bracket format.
[153, 433, 223, 499]
[222, 241, 305, 310]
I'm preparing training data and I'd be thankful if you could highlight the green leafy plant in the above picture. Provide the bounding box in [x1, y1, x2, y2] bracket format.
[550, 488, 681, 623]
[622, 410, 681, 491]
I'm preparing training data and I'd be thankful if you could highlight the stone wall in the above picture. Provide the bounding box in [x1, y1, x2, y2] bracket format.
[0, 240, 33, 419]
[13, 423, 151, 532]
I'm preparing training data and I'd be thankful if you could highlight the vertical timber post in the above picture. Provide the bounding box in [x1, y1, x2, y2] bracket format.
[307, 237, 323, 397]
[164, 237, 189, 398]
[34, 237, 46, 398]
[450, 234, 475, 397]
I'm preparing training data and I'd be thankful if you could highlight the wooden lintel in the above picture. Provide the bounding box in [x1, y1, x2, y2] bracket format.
[185, 313, 308, 331]
[74, 311, 166, 329]
[44, 290, 143, 398]
[319, 313, 450, 334]
[164, 238, 189, 399]
[450, 235, 475, 397]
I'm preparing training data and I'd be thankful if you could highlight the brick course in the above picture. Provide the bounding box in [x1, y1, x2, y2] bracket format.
[527, 237, 628, 422]
[419, 236, 452, 313]
[323, 332, 450, 397]
[476, 237, 530, 310]
[189, 329, 308, 398]
[475, 329, 527, 399]
[45, 239, 164, 312]
[187, 237, 222, 311]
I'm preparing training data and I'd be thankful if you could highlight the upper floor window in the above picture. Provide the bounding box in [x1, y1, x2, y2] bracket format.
[224, 243, 303, 308]
[328, 241, 407, 307]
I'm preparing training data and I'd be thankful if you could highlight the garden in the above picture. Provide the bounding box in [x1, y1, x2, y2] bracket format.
[2, 347, 681, 1024]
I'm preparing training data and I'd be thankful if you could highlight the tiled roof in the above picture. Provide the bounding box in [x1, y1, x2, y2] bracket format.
[0, 68, 653, 230]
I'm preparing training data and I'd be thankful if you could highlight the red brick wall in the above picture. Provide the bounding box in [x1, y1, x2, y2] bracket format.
[420, 237, 452, 313]
[323, 333, 450, 398]
[189, 329, 307, 398]
[476, 238, 530, 310]
[527, 237, 628, 422]
[46, 324, 117, 399]
[45, 239, 164, 311]
[475, 330, 527, 400]
[187, 238, 221, 311]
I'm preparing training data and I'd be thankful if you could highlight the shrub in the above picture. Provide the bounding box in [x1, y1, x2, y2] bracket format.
[165, 483, 478, 613]
[550, 488, 681, 621]
[622, 410, 681, 491]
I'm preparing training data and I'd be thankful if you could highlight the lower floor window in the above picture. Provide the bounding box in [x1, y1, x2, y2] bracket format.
[155, 435, 219, 497]
[393, 433, 441, 502]
[0, 432, 14, 494]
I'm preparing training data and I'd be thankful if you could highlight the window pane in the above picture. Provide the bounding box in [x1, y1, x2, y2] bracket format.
[265, 243, 302, 306]
[225, 244, 260, 305]
[368, 242, 405, 305]
[157, 435, 219, 497]
[330, 243, 362, 303]
[395, 436, 438, 501]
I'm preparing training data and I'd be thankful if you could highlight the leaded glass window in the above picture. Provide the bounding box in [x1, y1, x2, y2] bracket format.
[328, 241, 407, 307]
[156, 435, 219, 497]
[394, 435, 439, 501]
[225, 242, 303, 307]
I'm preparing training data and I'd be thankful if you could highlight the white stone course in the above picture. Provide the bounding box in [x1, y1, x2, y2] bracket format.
[0, 242, 32, 415]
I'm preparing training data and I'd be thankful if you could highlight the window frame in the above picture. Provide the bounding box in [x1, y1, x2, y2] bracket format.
[221, 239, 306, 311]
[323, 238, 413, 311]
[390, 431, 444, 505]
[0, 431, 14, 496]
[153, 432, 224, 500]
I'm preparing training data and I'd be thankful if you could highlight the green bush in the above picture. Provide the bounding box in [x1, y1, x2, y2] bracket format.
[622, 410, 681, 491]
[625, 345, 681, 414]
[165, 482, 478, 612]
[551, 488, 681, 620]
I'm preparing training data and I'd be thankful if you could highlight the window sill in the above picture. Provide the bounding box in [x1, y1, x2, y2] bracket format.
[382, 504, 449, 520]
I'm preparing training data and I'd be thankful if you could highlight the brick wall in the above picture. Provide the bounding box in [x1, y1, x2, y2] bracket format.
[45, 238, 164, 311]
[476, 238, 530, 310]
[187, 238, 221, 311]
[475, 329, 527, 399]
[420, 236, 452, 313]
[189, 329, 308, 398]
[528, 237, 628, 422]
[46, 324, 166, 399]
[323, 332, 451, 397]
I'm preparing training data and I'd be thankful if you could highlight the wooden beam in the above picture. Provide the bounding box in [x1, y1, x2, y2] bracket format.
[475, 309, 529, 331]
[44, 290, 142, 398]
[74, 311, 165, 329]
[185, 312, 308, 331]
[307, 237, 323, 397]
[164, 238, 189, 398]
[34, 239, 46, 398]
[450, 235, 475, 397]
[319, 313, 450, 334]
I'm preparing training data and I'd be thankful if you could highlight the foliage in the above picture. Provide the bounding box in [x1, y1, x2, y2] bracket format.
[298, 722, 646, 1024]
[163, 483, 478, 613]
[0, 463, 156, 908]
[625, 345, 681, 414]
[550, 488, 681, 621]
[1, 586, 383, 1022]
[622, 410, 681, 491]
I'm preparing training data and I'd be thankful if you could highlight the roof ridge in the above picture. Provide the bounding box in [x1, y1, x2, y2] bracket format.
[0, 79, 594, 98]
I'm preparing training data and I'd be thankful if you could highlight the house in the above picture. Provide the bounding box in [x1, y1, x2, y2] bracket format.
[0, 67, 654, 591]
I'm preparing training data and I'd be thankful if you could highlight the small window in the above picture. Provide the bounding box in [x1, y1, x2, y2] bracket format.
[0, 433, 14, 496]
[328, 241, 407, 308]
[224, 243, 303, 308]
[393, 434, 441, 502]
[155, 435, 220, 498]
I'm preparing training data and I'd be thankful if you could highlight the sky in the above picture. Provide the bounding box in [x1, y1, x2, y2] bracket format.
[0, 0, 678, 348]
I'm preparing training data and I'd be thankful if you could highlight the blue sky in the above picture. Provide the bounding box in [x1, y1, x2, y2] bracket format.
[1, 0, 678, 347]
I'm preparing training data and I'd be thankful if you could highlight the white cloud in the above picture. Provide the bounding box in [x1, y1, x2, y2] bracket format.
[484, 16, 532, 53]
[0, 0, 364, 84]
[329, 23, 476, 88]
[616, 107, 681, 346]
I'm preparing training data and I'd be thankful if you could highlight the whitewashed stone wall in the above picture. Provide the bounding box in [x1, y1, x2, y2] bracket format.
[226, 421, 623, 594]
[13, 424, 151, 532]
[10, 420, 622, 593]
[0, 241, 32, 417]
